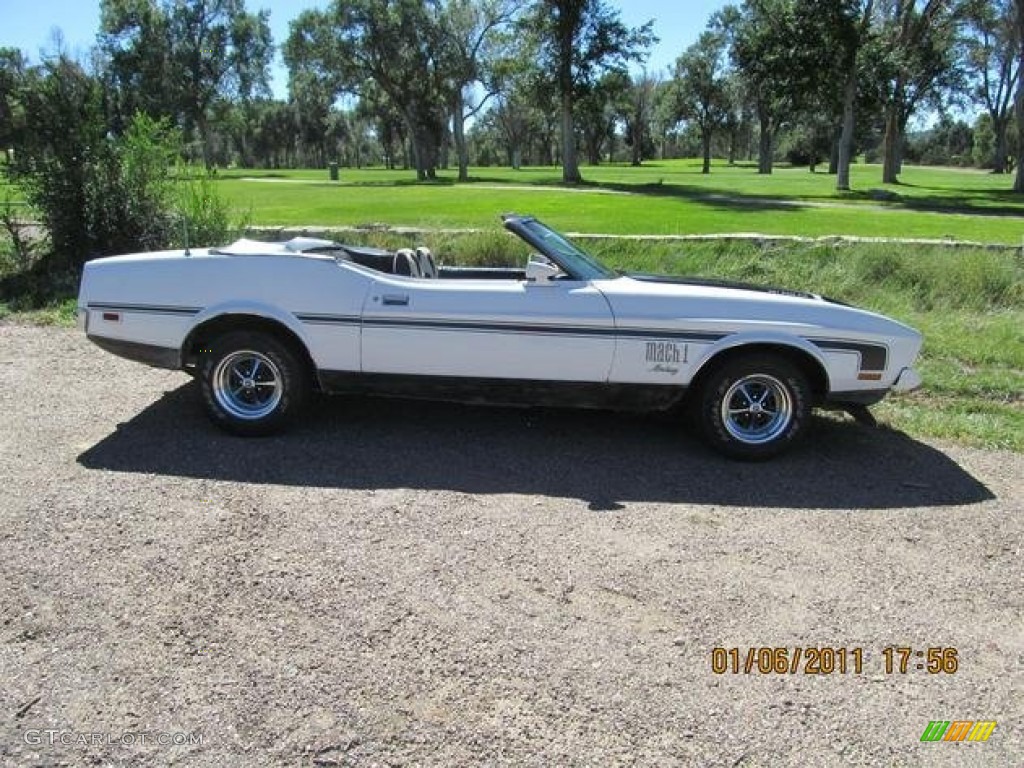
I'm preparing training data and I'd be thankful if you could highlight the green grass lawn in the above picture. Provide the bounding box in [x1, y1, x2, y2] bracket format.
[212, 160, 1024, 244]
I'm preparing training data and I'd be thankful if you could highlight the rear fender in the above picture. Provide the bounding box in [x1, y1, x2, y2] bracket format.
[184, 301, 320, 367]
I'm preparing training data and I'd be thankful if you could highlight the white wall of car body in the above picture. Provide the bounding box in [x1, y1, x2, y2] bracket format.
[360, 272, 614, 381]
[80, 249, 921, 395]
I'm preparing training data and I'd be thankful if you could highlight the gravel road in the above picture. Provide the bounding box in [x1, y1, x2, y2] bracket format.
[1, 325, 1021, 767]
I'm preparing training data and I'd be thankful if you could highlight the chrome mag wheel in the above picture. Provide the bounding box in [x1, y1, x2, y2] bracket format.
[212, 350, 283, 420]
[720, 373, 794, 446]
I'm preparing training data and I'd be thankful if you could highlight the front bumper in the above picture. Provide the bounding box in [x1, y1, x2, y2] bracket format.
[892, 367, 922, 392]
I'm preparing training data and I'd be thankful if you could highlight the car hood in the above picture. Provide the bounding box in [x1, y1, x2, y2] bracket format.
[626, 272, 823, 301]
[596, 274, 920, 342]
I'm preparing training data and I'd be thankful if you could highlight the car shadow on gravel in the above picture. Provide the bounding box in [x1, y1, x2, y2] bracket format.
[77, 384, 994, 510]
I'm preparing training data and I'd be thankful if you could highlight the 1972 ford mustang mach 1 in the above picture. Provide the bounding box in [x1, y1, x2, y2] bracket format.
[77, 215, 922, 459]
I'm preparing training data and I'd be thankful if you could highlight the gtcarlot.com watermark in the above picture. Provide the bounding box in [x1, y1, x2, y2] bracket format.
[24, 730, 202, 747]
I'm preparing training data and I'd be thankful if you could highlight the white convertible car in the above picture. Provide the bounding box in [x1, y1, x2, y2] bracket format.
[77, 215, 922, 459]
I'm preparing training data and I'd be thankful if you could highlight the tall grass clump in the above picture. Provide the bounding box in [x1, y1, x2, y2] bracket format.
[849, 246, 1022, 311]
[174, 172, 242, 248]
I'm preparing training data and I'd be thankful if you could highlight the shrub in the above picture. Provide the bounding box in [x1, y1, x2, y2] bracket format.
[7, 55, 238, 270]
[9, 56, 181, 269]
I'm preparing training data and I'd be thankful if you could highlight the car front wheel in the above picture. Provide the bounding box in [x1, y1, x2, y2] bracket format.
[697, 353, 812, 460]
[199, 331, 308, 435]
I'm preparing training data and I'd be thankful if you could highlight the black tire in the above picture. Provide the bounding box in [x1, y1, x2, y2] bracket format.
[696, 353, 812, 460]
[198, 331, 308, 436]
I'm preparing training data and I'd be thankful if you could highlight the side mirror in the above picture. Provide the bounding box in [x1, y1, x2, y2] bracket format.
[525, 257, 561, 284]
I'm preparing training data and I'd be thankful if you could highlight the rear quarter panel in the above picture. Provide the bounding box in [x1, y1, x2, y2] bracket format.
[79, 252, 374, 371]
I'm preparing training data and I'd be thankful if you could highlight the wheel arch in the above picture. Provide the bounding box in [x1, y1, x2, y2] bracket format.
[688, 339, 830, 404]
[182, 310, 320, 388]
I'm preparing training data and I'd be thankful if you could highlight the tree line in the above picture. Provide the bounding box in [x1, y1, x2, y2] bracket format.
[2, 0, 1024, 193]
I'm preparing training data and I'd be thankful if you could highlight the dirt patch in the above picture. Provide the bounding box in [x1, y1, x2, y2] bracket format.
[1, 325, 1021, 766]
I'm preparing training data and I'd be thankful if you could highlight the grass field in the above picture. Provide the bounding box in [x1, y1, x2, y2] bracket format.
[210, 160, 1024, 244]
[2, 158, 1022, 452]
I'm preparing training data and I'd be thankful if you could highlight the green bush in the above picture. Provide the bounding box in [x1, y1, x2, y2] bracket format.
[7, 55, 240, 269]
[9, 58, 177, 267]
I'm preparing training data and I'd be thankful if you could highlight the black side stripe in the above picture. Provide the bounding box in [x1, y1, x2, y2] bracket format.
[88, 302, 200, 316]
[294, 313, 361, 326]
[809, 339, 888, 372]
[360, 316, 725, 342]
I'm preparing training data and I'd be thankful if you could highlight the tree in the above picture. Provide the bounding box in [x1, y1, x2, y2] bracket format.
[1015, 0, 1024, 190]
[720, 72, 753, 165]
[622, 72, 659, 166]
[168, 0, 272, 166]
[576, 70, 630, 164]
[876, 0, 963, 183]
[673, 31, 731, 174]
[724, 0, 852, 175]
[832, 0, 875, 190]
[441, 0, 519, 181]
[0, 48, 29, 163]
[285, 0, 452, 180]
[526, 0, 654, 182]
[288, 70, 334, 168]
[99, 0, 273, 167]
[357, 85, 409, 169]
[963, 0, 1020, 172]
[98, 0, 173, 128]
[486, 84, 547, 168]
[726, 0, 800, 174]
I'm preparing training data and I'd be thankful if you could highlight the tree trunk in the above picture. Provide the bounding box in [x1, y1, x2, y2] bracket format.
[882, 104, 902, 184]
[1017, 92, 1024, 191]
[631, 119, 642, 166]
[701, 128, 712, 174]
[1017, 0, 1024, 191]
[836, 73, 857, 191]
[561, 89, 581, 182]
[827, 123, 840, 175]
[882, 77, 904, 184]
[757, 112, 773, 175]
[991, 114, 1009, 174]
[454, 91, 468, 182]
[406, 116, 424, 179]
[197, 112, 213, 170]
[407, 106, 440, 181]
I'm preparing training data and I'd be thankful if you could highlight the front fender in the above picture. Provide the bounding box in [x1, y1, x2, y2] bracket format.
[690, 332, 833, 393]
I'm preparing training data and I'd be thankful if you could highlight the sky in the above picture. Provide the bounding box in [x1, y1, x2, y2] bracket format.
[0, 0, 726, 98]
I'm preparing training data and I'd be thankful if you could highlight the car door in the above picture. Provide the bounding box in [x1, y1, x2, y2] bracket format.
[360, 275, 615, 382]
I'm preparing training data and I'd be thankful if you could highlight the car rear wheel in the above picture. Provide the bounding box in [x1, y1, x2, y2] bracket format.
[199, 331, 308, 435]
[697, 353, 811, 460]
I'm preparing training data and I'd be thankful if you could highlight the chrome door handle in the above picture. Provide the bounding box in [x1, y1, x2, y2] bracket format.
[382, 294, 409, 306]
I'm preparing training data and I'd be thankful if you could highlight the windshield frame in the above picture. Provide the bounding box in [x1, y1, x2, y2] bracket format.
[503, 216, 618, 281]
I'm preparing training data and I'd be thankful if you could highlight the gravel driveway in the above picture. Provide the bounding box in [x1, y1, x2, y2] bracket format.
[1, 325, 1021, 767]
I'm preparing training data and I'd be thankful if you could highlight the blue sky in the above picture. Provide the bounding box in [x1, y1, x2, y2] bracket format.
[0, 0, 725, 97]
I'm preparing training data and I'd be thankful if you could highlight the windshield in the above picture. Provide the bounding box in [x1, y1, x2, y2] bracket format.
[516, 219, 617, 281]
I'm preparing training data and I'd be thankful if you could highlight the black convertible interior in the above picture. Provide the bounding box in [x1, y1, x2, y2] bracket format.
[320, 243, 526, 281]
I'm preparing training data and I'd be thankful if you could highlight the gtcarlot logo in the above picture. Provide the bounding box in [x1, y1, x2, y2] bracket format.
[24, 730, 203, 747]
[920, 721, 997, 742]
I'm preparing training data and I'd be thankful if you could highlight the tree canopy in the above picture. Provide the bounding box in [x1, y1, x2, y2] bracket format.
[0, 0, 1021, 189]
